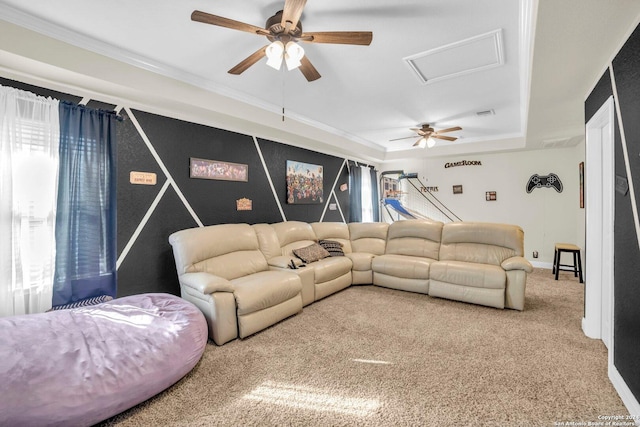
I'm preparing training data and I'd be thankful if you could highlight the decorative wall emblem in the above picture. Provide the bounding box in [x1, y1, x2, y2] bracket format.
[236, 198, 253, 211]
[420, 186, 439, 192]
[526, 173, 563, 193]
[444, 160, 482, 168]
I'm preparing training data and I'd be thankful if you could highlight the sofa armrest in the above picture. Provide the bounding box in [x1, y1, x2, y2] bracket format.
[501, 256, 534, 273]
[267, 255, 304, 269]
[179, 272, 235, 294]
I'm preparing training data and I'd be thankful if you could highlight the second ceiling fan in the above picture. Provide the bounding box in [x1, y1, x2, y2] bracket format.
[391, 124, 463, 148]
[191, 0, 373, 82]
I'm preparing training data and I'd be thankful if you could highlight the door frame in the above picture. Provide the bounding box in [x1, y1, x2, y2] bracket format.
[583, 96, 615, 348]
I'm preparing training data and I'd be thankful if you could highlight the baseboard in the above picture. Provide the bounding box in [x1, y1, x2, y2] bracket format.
[530, 261, 553, 269]
[609, 363, 640, 421]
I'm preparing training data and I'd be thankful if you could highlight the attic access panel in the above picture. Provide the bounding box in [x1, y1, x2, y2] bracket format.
[404, 29, 504, 84]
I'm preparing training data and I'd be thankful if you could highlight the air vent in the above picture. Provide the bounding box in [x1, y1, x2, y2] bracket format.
[476, 109, 495, 117]
[404, 29, 504, 85]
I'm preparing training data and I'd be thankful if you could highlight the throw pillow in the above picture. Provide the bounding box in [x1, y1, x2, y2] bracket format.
[293, 243, 330, 263]
[318, 239, 345, 257]
[49, 295, 114, 311]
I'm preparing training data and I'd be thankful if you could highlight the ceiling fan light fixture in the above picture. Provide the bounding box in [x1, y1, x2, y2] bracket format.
[416, 137, 427, 148]
[266, 40, 285, 70]
[284, 41, 304, 70]
[426, 137, 436, 148]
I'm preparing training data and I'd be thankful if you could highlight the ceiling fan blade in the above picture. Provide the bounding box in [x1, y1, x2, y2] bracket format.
[300, 31, 373, 45]
[412, 139, 425, 147]
[228, 46, 268, 75]
[435, 126, 462, 134]
[432, 134, 457, 141]
[191, 10, 268, 36]
[281, 0, 307, 33]
[389, 135, 417, 142]
[299, 56, 321, 82]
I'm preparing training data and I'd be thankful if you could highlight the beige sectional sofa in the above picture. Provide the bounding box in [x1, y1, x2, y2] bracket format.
[169, 219, 533, 345]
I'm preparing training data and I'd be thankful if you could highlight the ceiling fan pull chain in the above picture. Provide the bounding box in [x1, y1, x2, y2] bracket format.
[281, 66, 286, 121]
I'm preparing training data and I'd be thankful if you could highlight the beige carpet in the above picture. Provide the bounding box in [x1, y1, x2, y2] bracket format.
[100, 269, 628, 426]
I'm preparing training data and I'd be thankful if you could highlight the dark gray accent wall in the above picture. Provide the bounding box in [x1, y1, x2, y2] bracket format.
[585, 23, 640, 403]
[0, 76, 352, 300]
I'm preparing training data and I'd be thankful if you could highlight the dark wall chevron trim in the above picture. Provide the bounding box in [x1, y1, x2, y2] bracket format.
[0, 75, 352, 300]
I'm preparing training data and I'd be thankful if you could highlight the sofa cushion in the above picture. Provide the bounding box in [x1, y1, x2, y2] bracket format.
[346, 252, 375, 271]
[372, 254, 432, 279]
[385, 219, 443, 259]
[319, 239, 345, 257]
[169, 224, 268, 279]
[349, 222, 388, 255]
[272, 221, 316, 248]
[232, 271, 301, 316]
[430, 261, 506, 289]
[293, 243, 330, 263]
[312, 256, 353, 283]
[439, 222, 524, 265]
[311, 222, 352, 253]
[252, 223, 283, 261]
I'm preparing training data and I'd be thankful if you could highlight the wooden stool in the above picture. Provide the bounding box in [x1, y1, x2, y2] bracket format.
[553, 243, 583, 283]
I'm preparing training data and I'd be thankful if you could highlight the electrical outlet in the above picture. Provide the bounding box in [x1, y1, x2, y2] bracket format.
[533, 251, 538, 258]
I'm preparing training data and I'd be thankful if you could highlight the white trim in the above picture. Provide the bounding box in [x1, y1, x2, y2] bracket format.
[583, 95, 615, 341]
[116, 180, 170, 270]
[79, 97, 90, 105]
[610, 66, 640, 251]
[518, 0, 538, 136]
[253, 136, 286, 222]
[125, 107, 203, 227]
[530, 260, 553, 269]
[609, 364, 640, 420]
[320, 159, 347, 222]
[331, 190, 347, 223]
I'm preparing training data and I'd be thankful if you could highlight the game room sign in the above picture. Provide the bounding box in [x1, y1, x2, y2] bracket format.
[444, 160, 482, 168]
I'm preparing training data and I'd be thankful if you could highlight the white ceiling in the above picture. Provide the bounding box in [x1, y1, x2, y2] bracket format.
[0, 0, 639, 163]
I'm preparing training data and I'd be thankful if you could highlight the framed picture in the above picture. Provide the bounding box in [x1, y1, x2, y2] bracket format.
[486, 191, 497, 201]
[579, 162, 584, 208]
[190, 158, 248, 182]
[286, 160, 323, 204]
[453, 185, 463, 194]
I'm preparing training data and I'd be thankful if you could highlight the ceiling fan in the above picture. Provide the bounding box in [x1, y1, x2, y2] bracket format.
[390, 124, 463, 148]
[191, 0, 373, 82]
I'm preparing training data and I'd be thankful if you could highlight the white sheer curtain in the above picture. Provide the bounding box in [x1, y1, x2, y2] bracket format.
[361, 165, 373, 222]
[0, 86, 60, 317]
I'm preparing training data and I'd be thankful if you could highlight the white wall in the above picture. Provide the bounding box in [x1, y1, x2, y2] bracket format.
[383, 145, 585, 266]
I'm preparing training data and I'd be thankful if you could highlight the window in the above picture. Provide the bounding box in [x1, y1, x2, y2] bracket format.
[0, 86, 59, 316]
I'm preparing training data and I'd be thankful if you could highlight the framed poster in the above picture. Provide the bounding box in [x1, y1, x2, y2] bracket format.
[286, 160, 323, 204]
[190, 158, 248, 182]
[486, 191, 497, 201]
[453, 185, 463, 194]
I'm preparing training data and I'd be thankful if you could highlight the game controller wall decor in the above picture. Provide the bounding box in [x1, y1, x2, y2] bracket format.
[526, 173, 563, 193]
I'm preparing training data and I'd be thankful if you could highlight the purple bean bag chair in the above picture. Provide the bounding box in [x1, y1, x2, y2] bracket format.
[0, 293, 208, 427]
